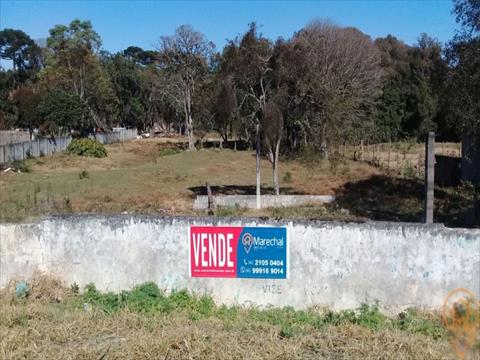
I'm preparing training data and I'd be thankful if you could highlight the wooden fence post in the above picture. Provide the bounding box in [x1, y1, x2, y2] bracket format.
[206, 183, 214, 216]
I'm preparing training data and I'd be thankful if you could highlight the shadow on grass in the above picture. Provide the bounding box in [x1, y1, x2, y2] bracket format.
[188, 185, 307, 196]
[334, 175, 476, 227]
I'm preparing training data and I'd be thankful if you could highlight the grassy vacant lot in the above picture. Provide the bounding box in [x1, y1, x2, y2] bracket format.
[0, 275, 468, 359]
[341, 141, 461, 177]
[0, 138, 475, 226]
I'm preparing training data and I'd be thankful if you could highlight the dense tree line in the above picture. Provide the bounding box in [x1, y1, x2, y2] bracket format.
[0, 0, 478, 152]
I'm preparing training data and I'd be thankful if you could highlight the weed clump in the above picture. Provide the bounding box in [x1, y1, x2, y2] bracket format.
[11, 160, 31, 173]
[67, 138, 107, 158]
[282, 171, 293, 183]
[78, 170, 89, 179]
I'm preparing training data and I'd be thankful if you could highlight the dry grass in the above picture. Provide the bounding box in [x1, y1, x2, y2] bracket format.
[0, 138, 474, 227]
[341, 142, 461, 178]
[0, 275, 463, 360]
[0, 138, 379, 222]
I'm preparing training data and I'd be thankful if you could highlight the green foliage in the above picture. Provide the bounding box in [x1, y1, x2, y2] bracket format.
[42, 19, 116, 134]
[375, 78, 405, 142]
[67, 138, 107, 158]
[77, 284, 446, 340]
[396, 308, 446, 339]
[103, 53, 148, 130]
[36, 90, 91, 134]
[282, 171, 293, 183]
[215, 204, 246, 217]
[120, 282, 164, 312]
[0, 28, 41, 79]
[158, 147, 182, 157]
[356, 303, 387, 330]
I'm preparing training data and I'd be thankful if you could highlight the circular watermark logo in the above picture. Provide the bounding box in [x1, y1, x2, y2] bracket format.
[442, 288, 480, 359]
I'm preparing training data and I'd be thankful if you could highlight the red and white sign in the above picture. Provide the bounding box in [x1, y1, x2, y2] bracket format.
[189, 226, 243, 277]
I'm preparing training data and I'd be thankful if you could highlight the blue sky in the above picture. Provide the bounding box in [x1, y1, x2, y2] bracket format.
[1, 0, 458, 53]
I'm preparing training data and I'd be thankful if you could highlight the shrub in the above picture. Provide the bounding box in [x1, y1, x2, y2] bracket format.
[282, 171, 293, 183]
[12, 160, 31, 173]
[67, 138, 107, 158]
[78, 170, 89, 179]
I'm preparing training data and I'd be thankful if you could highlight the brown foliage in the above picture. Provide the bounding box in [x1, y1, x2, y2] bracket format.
[279, 20, 382, 150]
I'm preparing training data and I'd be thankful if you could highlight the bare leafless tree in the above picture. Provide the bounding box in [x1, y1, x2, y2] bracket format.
[156, 25, 215, 150]
[280, 21, 382, 155]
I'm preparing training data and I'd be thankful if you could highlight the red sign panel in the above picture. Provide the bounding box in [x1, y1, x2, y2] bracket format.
[189, 226, 243, 277]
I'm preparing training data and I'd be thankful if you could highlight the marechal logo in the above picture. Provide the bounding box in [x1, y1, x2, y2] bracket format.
[241, 233, 254, 254]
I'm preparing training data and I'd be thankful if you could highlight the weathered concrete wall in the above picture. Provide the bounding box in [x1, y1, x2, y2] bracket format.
[193, 195, 335, 210]
[1, 215, 479, 312]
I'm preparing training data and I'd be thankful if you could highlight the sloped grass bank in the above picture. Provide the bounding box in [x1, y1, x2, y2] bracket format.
[0, 278, 461, 359]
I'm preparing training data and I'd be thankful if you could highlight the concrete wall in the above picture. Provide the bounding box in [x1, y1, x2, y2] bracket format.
[193, 195, 335, 210]
[1, 215, 479, 312]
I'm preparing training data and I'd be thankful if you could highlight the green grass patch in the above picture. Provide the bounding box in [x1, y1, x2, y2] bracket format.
[215, 204, 247, 217]
[76, 283, 446, 339]
[158, 147, 182, 156]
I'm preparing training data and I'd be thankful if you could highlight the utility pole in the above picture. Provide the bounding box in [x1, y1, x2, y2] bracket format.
[425, 132, 435, 224]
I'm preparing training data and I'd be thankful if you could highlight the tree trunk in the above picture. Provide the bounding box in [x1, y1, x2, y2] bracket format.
[185, 89, 196, 151]
[321, 123, 328, 159]
[273, 139, 281, 195]
[256, 123, 261, 209]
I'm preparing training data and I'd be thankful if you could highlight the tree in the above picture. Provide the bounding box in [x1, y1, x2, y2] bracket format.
[36, 89, 90, 135]
[124, 46, 156, 66]
[449, 0, 480, 226]
[213, 74, 237, 142]
[9, 85, 41, 134]
[220, 23, 276, 202]
[104, 52, 147, 130]
[42, 19, 116, 132]
[157, 25, 215, 150]
[444, 0, 480, 143]
[262, 101, 284, 195]
[220, 23, 274, 143]
[453, 0, 480, 35]
[374, 34, 448, 141]
[280, 21, 382, 153]
[0, 29, 41, 85]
